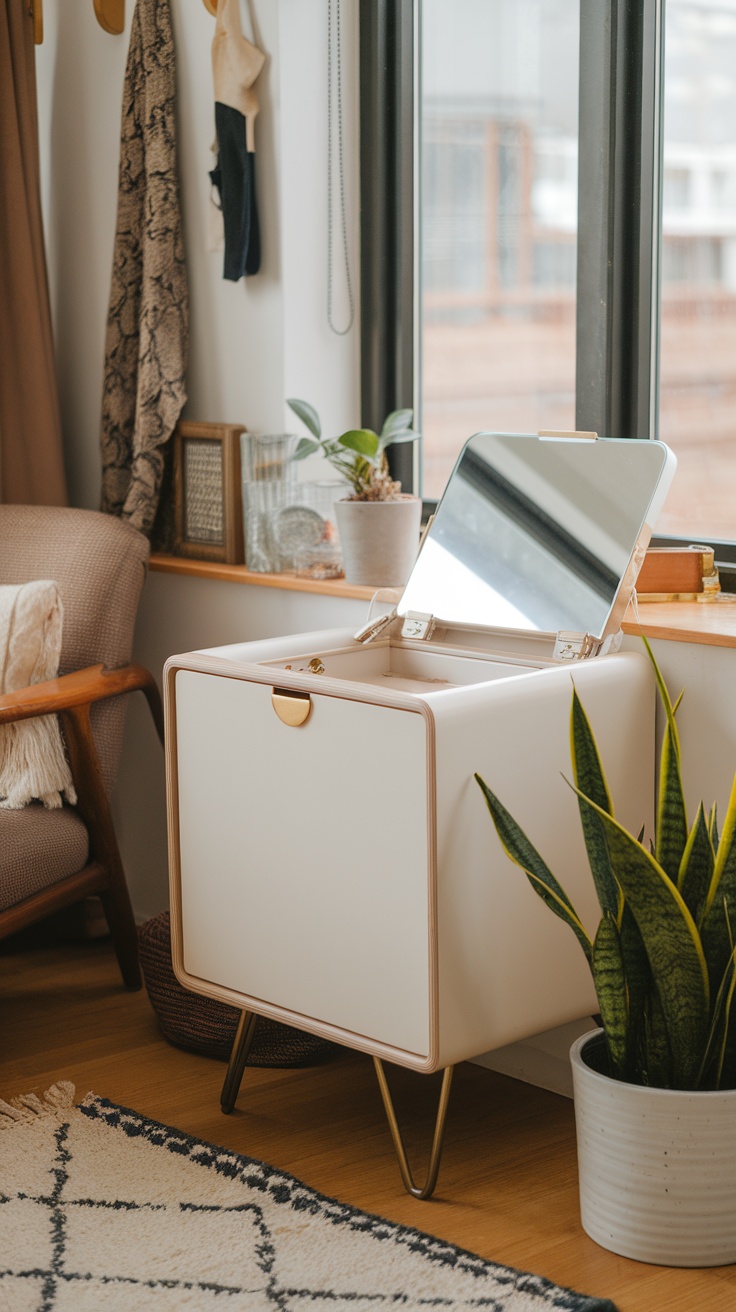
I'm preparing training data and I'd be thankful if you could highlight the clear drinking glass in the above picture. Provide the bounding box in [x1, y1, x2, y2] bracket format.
[271, 479, 347, 574]
[241, 433, 298, 572]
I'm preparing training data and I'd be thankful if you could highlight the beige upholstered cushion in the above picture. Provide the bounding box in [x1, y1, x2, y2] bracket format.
[0, 804, 89, 911]
[0, 507, 150, 793]
[0, 580, 76, 809]
[0, 507, 149, 912]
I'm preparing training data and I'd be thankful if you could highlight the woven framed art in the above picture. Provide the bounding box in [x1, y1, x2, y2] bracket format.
[173, 421, 245, 563]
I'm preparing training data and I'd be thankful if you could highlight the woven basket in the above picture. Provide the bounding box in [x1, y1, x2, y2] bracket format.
[138, 912, 337, 1066]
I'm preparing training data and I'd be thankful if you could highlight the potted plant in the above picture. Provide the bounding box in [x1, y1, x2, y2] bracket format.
[475, 638, 736, 1267]
[286, 398, 422, 586]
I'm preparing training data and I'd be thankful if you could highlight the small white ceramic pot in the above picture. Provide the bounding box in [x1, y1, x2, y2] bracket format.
[334, 495, 422, 587]
[570, 1030, 736, 1267]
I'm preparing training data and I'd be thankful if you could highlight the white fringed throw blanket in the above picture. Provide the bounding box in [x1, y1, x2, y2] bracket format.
[0, 581, 77, 809]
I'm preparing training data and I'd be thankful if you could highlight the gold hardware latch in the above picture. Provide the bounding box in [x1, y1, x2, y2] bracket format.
[271, 688, 312, 727]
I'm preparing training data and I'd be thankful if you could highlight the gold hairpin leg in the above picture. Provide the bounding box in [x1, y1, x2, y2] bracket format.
[221, 1016, 452, 1199]
[220, 1009, 258, 1113]
[373, 1057, 454, 1200]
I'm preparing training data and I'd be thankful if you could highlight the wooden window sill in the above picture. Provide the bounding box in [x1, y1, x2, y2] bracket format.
[150, 556, 736, 649]
[622, 598, 736, 649]
[149, 553, 376, 601]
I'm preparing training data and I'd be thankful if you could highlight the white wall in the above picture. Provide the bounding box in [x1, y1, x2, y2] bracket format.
[33, 0, 362, 916]
[35, 0, 360, 498]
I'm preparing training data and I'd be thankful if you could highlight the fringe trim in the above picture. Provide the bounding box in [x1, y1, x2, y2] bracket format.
[0, 715, 78, 809]
[0, 581, 77, 809]
[0, 1080, 77, 1129]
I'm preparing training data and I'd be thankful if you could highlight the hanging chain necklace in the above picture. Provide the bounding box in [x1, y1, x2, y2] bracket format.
[327, 0, 355, 336]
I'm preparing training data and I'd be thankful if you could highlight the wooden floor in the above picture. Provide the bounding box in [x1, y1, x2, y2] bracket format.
[2, 939, 736, 1312]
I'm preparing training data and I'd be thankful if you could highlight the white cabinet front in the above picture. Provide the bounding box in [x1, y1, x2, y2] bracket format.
[174, 671, 432, 1056]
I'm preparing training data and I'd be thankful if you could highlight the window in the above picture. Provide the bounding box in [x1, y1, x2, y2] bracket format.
[420, 0, 580, 499]
[360, 0, 736, 581]
[658, 0, 736, 541]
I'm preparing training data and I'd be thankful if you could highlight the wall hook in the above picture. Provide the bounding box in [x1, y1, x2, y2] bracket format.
[30, 0, 125, 44]
[93, 0, 125, 35]
[29, 0, 43, 45]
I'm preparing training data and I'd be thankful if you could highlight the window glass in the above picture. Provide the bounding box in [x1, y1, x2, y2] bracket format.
[658, 0, 736, 539]
[420, 0, 580, 500]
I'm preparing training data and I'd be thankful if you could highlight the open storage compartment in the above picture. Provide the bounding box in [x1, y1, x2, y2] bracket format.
[260, 640, 536, 694]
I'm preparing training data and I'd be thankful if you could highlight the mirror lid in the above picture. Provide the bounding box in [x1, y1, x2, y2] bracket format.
[396, 431, 677, 655]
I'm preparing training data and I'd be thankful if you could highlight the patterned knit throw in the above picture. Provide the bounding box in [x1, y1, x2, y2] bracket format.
[99, 0, 188, 537]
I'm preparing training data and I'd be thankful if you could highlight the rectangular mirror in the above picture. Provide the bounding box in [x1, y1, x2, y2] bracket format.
[399, 432, 676, 644]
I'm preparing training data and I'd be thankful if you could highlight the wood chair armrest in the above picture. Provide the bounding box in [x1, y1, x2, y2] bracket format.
[0, 663, 164, 745]
[0, 661, 161, 993]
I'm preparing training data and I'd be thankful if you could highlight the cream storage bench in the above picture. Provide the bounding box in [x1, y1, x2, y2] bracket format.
[164, 431, 675, 1198]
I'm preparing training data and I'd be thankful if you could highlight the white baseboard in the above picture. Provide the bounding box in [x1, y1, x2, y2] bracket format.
[472, 1017, 599, 1099]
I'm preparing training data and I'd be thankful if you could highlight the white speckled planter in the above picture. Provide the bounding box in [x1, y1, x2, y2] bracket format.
[570, 1030, 736, 1267]
[334, 496, 422, 587]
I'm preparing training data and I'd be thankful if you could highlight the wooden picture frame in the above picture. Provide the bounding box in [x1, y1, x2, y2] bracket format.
[173, 421, 245, 564]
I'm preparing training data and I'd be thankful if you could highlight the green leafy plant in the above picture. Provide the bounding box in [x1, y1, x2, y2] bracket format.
[475, 637, 736, 1091]
[286, 398, 419, 502]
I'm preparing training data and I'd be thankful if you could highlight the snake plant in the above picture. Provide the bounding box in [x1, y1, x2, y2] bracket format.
[475, 637, 736, 1091]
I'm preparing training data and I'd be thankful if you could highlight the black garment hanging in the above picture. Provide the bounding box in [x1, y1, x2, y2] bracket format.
[211, 0, 264, 282]
[211, 103, 260, 280]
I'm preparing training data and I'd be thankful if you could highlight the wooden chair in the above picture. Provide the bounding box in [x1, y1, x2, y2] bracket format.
[0, 506, 164, 989]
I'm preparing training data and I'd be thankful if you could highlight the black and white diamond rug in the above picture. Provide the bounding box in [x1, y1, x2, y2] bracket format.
[0, 1083, 618, 1312]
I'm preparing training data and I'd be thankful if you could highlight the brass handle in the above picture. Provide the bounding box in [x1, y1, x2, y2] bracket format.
[271, 688, 312, 727]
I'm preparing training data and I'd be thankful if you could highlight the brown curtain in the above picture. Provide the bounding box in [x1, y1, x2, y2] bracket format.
[0, 1, 68, 506]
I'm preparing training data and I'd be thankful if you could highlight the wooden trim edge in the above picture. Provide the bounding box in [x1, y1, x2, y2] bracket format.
[165, 658, 441, 1073]
[150, 553, 376, 601]
[623, 598, 736, 650]
[0, 864, 106, 940]
[151, 557, 736, 648]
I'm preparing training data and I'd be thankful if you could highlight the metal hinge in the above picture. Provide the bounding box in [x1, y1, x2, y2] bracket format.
[401, 612, 436, 641]
[553, 631, 597, 661]
[355, 609, 436, 644]
[354, 608, 399, 644]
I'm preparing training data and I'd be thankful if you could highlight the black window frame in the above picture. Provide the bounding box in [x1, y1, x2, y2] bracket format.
[359, 0, 736, 588]
[359, 0, 416, 496]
